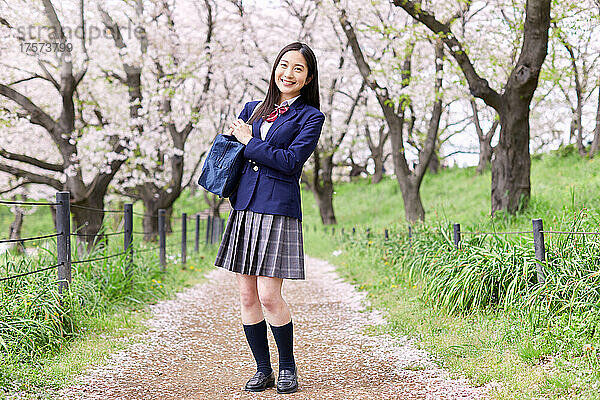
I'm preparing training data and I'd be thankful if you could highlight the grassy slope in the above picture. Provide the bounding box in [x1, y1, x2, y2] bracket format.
[303, 151, 600, 231]
[301, 151, 600, 400]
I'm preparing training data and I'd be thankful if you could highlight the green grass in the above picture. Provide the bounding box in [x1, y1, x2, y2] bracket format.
[301, 150, 600, 399]
[0, 240, 218, 398]
[2, 149, 599, 398]
[0, 191, 218, 398]
[302, 150, 600, 231]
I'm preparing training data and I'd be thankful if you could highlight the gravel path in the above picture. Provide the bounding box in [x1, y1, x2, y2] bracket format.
[58, 256, 489, 399]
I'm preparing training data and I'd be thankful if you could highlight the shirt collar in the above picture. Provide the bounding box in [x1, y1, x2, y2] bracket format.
[278, 94, 301, 107]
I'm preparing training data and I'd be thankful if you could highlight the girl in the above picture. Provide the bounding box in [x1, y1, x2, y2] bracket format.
[214, 42, 324, 394]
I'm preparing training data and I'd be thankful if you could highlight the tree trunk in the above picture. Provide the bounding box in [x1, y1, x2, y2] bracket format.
[491, 107, 531, 213]
[317, 156, 337, 225]
[590, 87, 600, 157]
[575, 90, 585, 156]
[569, 113, 577, 144]
[307, 154, 337, 225]
[315, 189, 336, 225]
[476, 135, 493, 174]
[8, 205, 25, 254]
[165, 206, 174, 233]
[471, 99, 497, 175]
[71, 194, 107, 251]
[364, 122, 388, 184]
[142, 197, 160, 242]
[428, 151, 440, 174]
[203, 192, 224, 218]
[372, 154, 384, 183]
[399, 180, 425, 223]
[560, 32, 586, 156]
[140, 182, 182, 241]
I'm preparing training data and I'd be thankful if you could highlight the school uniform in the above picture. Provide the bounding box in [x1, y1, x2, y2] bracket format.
[215, 95, 325, 280]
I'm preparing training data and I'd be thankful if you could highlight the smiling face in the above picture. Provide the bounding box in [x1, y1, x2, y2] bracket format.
[274, 50, 312, 103]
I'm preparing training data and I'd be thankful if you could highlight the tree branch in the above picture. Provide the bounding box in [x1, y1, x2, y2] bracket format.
[0, 148, 64, 171]
[0, 162, 62, 190]
[37, 60, 60, 90]
[414, 39, 444, 182]
[334, 79, 367, 150]
[0, 181, 29, 195]
[392, 0, 502, 111]
[183, 151, 206, 190]
[0, 83, 59, 135]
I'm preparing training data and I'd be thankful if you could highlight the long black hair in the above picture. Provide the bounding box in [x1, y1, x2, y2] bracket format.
[248, 42, 320, 124]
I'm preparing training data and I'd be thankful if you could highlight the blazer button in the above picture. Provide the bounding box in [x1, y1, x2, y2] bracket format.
[253, 165, 259, 172]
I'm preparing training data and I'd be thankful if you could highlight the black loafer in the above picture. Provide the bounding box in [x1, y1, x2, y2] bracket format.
[276, 368, 298, 394]
[244, 371, 275, 392]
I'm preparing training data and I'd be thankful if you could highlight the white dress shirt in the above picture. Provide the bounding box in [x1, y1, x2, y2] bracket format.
[259, 95, 301, 141]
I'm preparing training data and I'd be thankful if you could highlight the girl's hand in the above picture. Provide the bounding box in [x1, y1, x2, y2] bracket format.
[228, 119, 252, 145]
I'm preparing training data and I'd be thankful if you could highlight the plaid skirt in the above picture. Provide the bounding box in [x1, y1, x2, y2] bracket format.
[214, 209, 305, 279]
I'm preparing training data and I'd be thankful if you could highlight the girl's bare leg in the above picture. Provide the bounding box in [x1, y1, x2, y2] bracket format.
[257, 276, 290, 326]
[236, 274, 264, 324]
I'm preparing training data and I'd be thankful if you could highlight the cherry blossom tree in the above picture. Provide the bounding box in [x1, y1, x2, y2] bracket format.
[393, 0, 552, 215]
[0, 0, 130, 247]
[548, 1, 600, 156]
[332, 0, 449, 222]
[96, 0, 221, 240]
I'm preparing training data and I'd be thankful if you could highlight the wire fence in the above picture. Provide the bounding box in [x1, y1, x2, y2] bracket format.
[313, 217, 600, 286]
[461, 230, 534, 235]
[131, 210, 159, 218]
[0, 192, 226, 287]
[0, 262, 63, 282]
[541, 230, 600, 235]
[70, 204, 125, 214]
[71, 230, 126, 238]
[0, 232, 61, 244]
[0, 200, 58, 206]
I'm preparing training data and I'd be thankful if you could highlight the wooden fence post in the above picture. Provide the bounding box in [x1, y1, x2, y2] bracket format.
[158, 209, 166, 271]
[56, 191, 71, 294]
[453, 223, 461, 249]
[532, 218, 546, 284]
[181, 213, 187, 266]
[210, 216, 220, 244]
[212, 217, 223, 244]
[124, 203, 133, 274]
[195, 214, 200, 253]
[206, 215, 213, 244]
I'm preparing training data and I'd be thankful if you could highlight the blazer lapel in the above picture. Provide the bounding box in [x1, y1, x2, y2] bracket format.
[252, 118, 263, 139]
[265, 99, 305, 142]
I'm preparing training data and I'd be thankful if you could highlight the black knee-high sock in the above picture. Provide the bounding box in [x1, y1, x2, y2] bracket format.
[270, 320, 296, 372]
[243, 320, 272, 375]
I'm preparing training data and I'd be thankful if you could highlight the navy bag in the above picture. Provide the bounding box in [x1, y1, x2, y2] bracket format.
[197, 134, 245, 198]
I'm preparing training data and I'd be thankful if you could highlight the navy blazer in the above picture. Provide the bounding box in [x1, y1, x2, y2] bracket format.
[229, 97, 325, 220]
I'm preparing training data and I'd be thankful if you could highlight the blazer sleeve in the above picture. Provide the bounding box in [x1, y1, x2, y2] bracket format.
[243, 111, 325, 176]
